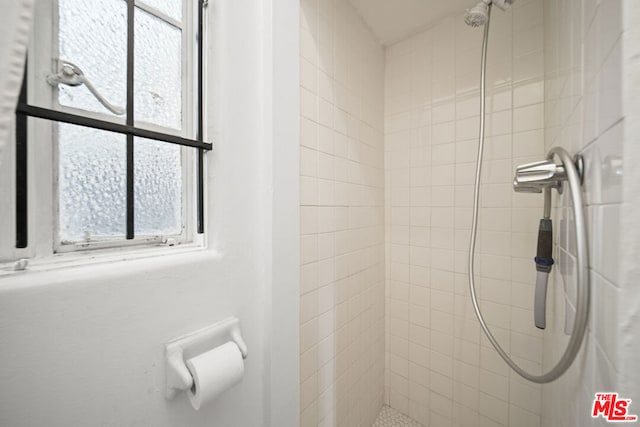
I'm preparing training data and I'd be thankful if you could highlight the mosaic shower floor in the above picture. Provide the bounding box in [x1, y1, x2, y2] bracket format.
[372, 405, 423, 427]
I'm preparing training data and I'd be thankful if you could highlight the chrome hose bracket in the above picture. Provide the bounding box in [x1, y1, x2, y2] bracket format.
[513, 153, 584, 195]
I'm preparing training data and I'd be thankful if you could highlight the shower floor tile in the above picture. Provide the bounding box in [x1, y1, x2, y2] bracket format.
[372, 405, 423, 427]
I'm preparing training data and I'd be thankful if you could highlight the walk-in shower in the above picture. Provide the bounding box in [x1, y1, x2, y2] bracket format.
[466, 0, 590, 383]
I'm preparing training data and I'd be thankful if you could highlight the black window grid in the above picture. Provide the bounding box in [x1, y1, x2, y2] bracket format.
[14, 0, 211, 249]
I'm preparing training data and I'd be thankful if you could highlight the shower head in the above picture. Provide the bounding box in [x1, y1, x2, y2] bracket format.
[464, 0, 515, 27]
[464, 0, 490, 27]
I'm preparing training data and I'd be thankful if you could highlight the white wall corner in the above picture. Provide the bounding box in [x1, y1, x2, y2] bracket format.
[262, 0, 300, 426]
[620, 0, 640, 405]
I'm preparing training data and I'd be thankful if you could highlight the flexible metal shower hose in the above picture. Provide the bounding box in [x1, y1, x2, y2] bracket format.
[468, 4, 590, 383]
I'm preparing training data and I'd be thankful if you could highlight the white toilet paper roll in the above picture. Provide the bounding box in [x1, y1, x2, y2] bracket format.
[186, 341, 244, 410]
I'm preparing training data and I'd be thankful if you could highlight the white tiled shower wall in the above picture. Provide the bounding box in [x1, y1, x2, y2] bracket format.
[384, 1, 547, 425]
[541, 0, 640, 426]
[300, 0, 640, 426]
[299, 0, 386, 425]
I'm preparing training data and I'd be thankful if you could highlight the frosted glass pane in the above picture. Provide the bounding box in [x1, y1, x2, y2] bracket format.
[140, 0, 182, 21]
[135, 9, 182, 130]
[134, 138, 182, 236]
[58, 0, 126, 115]
[58, 124, 126, 243]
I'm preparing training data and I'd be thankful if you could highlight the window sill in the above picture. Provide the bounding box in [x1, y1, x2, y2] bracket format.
[0, 241, 215, 279]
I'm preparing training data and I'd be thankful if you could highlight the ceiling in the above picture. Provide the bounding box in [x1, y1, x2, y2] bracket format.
[347, 0, 478, 46]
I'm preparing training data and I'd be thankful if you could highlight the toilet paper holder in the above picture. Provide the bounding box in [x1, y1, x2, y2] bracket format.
[165, 317, 248, 399]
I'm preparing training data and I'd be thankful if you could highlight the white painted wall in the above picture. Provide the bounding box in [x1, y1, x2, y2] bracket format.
[542, 0, 640, 425]
[0, 0, 300, 426]
[620, 0, 640, 409]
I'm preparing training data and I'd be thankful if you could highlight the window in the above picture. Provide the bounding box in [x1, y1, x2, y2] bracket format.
[5, 0, 210, 262]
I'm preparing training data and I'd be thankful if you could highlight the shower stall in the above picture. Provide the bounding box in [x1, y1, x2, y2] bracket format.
[299, 0, 639, 426]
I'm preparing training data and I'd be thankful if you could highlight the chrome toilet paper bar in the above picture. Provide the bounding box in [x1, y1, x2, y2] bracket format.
[165, 317, 248, 400]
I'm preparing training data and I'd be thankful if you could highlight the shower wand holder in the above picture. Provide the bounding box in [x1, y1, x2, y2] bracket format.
[513, 155, 584, 194]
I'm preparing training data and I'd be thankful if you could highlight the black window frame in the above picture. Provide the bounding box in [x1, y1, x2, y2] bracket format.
[14, 0, 211, 249]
